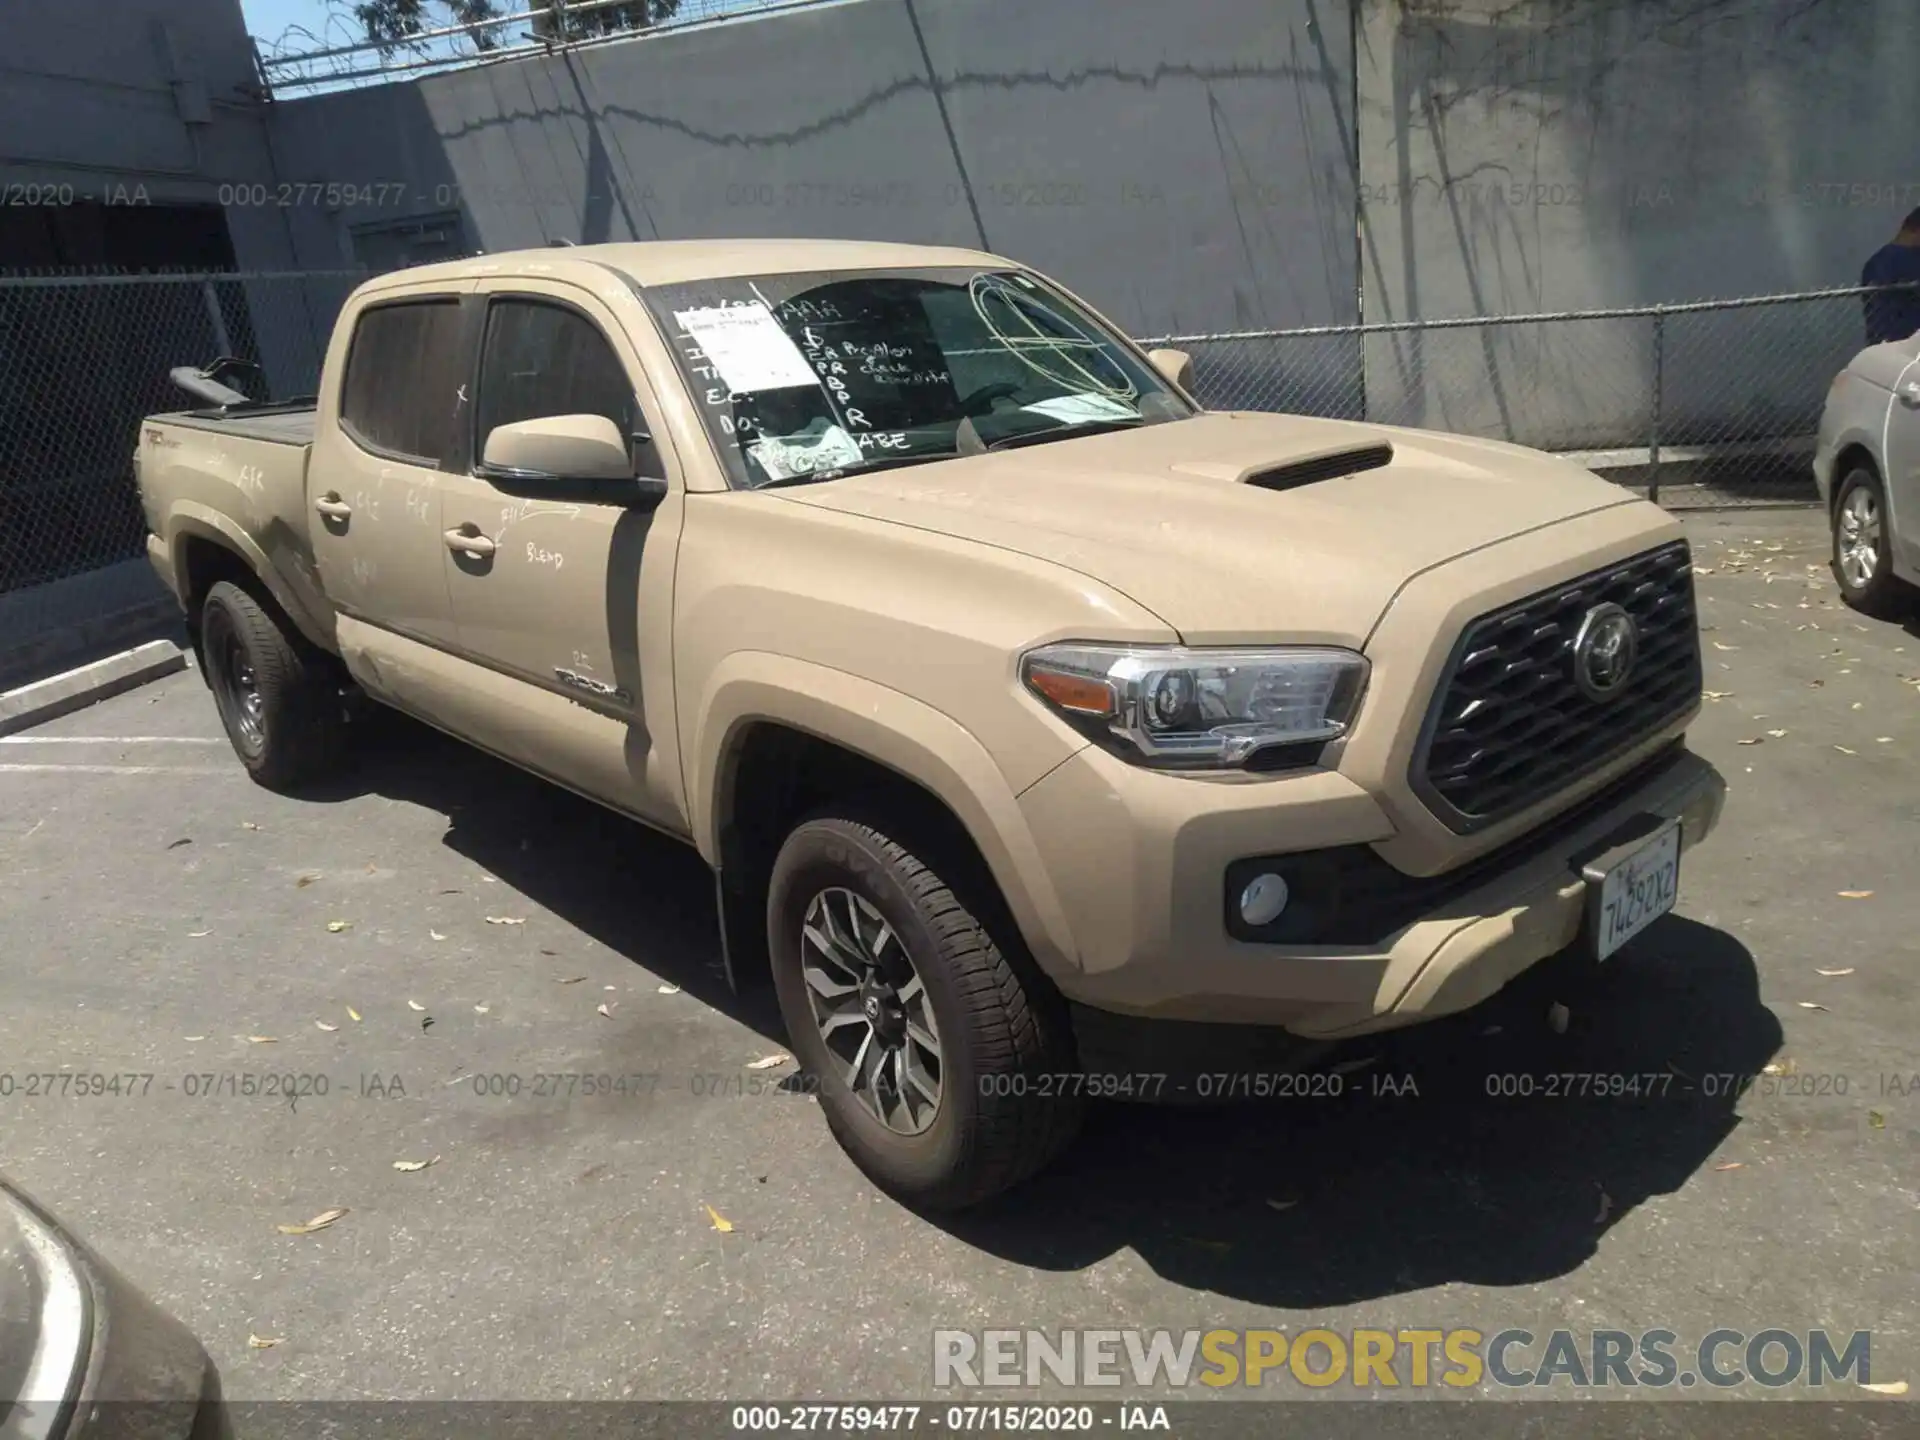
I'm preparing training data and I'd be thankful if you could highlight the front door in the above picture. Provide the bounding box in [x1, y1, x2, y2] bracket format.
[1883, 350, 1920, 576]
[435, 282, 687, 828]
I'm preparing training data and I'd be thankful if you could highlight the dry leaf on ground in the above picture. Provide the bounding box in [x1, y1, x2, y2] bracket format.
[245, 1036, 277, 1044]
[484, 916, 526, 926]
[1815, 967, 1856, 978]
[275, 1208, 347, 1236]
[247, 1334, 283, 1349]
[1861, 1381, 1908, 1395]
[1839, 890, 1874, 900]
[556, 976, 586, 985]
[597, 1002, 615, 1017]
[429, 930, 447, 941]
[406, 1000, 425, 1012]
[325, 920, 350, 933]
[1797, 1002, 1829, 1011]
[1713, 1162, 1744, 1172]
[705, 1204, 734, 1233]
[315, 1021, 337, 1032]
[746, 1053, 790, 1070]
[188, 929, 211, 937]
[1869, 1111, 1886, 1130]
[657, 983, 682, 995]
[392, 1157, 440, 1173]
[474, 1004, 490, 1014]
[346, 1006, 361, 1022]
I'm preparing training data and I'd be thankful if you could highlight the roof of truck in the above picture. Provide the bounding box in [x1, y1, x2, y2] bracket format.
[361, 239, 1015, 293]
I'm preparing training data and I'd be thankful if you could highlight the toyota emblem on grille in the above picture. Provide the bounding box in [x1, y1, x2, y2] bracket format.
[1572, 602, 1638, 700]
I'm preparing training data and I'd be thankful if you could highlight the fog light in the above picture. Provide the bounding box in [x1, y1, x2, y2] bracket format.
[1238, 873, 1290, 927]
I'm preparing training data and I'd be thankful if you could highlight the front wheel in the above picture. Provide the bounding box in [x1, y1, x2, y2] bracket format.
[1831, 466, 1909, 618]
[767, 813, 1082, 1210]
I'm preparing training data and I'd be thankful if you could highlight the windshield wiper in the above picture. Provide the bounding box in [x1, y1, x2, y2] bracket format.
[750, 452, 953, 489]
[983, 417, 1144, 451]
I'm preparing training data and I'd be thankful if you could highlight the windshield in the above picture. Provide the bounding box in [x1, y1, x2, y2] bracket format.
[643, 267, 1194, 489]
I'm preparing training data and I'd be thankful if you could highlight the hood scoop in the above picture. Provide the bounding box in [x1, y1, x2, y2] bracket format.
[1173, 442, 1395, 492]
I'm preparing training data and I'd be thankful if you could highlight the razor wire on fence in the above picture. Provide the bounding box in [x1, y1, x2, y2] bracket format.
[1141, 282, 1920, 509]
[0, 270, 364, 604]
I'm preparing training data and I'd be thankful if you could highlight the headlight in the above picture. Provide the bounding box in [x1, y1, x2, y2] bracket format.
[0, 1188, 91, 1440]
[1021, 643, 1369, 769]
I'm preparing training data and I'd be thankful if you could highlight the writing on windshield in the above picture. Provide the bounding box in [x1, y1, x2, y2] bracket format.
[646, 268, 1188, 489]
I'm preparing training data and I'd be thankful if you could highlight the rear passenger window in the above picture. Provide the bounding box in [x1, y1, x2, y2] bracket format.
[474, 299, 642, 449]
[339, 300, 464, 463]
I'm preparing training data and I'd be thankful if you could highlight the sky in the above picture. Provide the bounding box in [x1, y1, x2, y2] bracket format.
[240, 0, 366, 57]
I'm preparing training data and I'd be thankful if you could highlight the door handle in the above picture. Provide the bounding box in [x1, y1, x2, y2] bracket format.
[314, 494, 352, 519]
[444, 526, 497, 557]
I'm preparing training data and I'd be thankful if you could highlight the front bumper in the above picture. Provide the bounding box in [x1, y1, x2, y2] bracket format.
[1017, 739, 1725, 1037]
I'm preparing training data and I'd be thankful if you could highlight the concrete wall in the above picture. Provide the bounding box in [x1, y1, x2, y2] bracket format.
[256, 0, 1361, 339]
[1356, 0, 1920, 446]
[0, 0, 292, 266]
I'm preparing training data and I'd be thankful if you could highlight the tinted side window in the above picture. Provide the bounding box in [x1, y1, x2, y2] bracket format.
[338, 300, 464, 462]
[474, 300, 640, 449]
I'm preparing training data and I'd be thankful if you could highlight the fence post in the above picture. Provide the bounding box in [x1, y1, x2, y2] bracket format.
[200, 278, 234, 359]
[1647, 306, 1666, 505]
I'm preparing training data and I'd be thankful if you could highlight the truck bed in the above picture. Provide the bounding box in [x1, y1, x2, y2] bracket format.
[147, 404, 316, 448]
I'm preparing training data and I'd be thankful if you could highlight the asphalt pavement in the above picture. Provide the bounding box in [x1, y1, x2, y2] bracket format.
[0, 508, 1915, 1408]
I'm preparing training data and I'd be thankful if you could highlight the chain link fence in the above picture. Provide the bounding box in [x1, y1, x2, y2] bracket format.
[0, 271, 1900, 685]
[0, 270, 363, 598]
[0, 270, 364, 686]
[1142, 284, 1914, 509]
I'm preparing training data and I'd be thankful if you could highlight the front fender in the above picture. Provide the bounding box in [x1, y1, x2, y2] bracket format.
[690, 650, 1083, 978]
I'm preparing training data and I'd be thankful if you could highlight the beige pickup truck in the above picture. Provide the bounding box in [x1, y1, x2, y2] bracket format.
[136, 239, 1724, 1208]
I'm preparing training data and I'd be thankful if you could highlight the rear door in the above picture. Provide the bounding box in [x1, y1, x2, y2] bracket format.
[308, 290, 472, 649]
[434, 279, 688, 827]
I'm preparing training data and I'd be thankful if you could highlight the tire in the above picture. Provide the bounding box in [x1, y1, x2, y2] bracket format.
[1830, 465, 1909, 618]
[197, 580, 344, 790]
[767, 812, 1083, 1210]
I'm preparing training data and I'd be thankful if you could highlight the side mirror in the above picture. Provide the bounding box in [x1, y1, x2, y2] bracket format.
[1146, 347, 1195, 392]
[481, 413, 636, 480]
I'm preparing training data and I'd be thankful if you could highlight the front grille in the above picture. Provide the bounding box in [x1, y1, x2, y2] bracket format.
[1412, 541, 1701, 832]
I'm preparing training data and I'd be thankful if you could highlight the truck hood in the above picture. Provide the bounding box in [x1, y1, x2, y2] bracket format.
[777, 411, 1635, 645]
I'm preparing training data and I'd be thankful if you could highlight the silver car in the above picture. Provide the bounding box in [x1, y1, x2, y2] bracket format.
[1814, 337, 1920, 616]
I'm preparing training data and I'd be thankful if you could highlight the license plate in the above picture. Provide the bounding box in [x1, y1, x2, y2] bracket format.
[1590, 821, 1681, 961]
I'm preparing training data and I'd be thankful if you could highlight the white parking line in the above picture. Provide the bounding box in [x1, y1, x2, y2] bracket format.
[0, 736, 226, 745]
[0, 763, 236, 776]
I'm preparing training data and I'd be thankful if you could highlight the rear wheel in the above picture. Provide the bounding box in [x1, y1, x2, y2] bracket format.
[198, 580, 344, 790]
[1831, 466, 1908, 617]
[767, 813, 1082, 1210]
